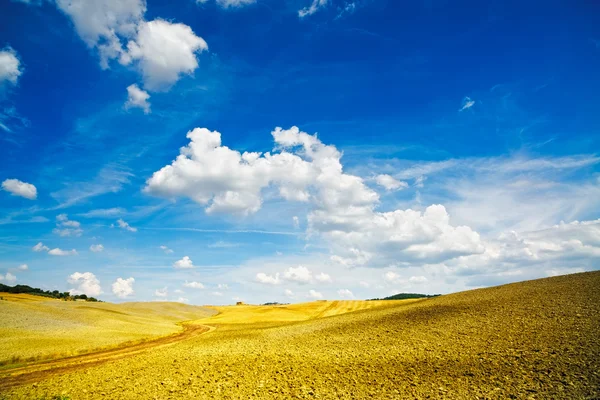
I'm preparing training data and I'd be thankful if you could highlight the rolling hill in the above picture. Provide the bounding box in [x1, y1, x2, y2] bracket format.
[1, 271, 599, 399]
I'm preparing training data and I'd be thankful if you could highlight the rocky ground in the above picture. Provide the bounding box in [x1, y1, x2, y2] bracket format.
[1, 272, 599, 399]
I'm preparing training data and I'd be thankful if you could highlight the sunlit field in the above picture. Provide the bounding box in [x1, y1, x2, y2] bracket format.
[0, 293, 215, 364]
[1, 272, 598, 399]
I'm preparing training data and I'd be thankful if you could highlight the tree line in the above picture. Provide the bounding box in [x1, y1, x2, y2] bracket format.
[368, 293, 441, 301]
[0, 283, 101, 302]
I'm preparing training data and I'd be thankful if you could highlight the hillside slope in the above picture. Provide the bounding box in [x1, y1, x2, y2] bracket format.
[2, 272, 599, 399]
[0, 293, 216, 363]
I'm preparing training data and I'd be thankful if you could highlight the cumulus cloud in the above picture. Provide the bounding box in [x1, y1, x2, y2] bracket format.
[307, 289, 323, 299]
[155, 287, 168, 297]
[49, 248, 78, 256]
[284, 289, 294, 297]
[1, 179, 37, 199]
[298, 0, 328, 18]
[122, 19, 208, 91]
[90, 244, 104, 252]
[256, 272, 280, 285]
[0, 272, 17, 284]
[112, 277, 134, 298]
[183, 280, 204, 289]
[173, 256, 194, 269]
[68, 272, 102, 296]
[0, 47, 23, 86]
[115, 218, 137, 232]
[55, 0, 145, 68]
[375, 174, 408, 191]
[53, 214, 83, 237]
[32, 242, 49, 252]
[283, 266, 312, 284]
[124, 84, 150, 113]
[56, 0, 207, 90]
[145, 126, 485, 267]
[459, 96, 475, 111]
[160, 245, 173, 254]
[16, 264, 28, 271]
[337, 289, 354, 298]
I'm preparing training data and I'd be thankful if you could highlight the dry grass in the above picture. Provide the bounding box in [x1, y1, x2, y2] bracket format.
[1, 272, 599, 399]
[0, 294, 215, 364]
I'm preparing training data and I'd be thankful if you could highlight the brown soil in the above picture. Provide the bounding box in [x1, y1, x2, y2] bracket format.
[2, 272, 599, 399]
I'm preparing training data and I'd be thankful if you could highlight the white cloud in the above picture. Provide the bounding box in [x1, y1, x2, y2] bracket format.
[144, 127, 316, 215]
[337, 289, 354, 298]
[55, 0, 146, 68]
[146, 126, 485, 267]
[414, 175, 426, 188]
[0, 272, 17, 284]
[174, 289, 184, 294]
[256, 272, 280, 285]
[68, 272, 102, 296]
[1, 179, 37, 200]
[124, 84, 150, 113]
[112, 277, 135, 298]
[90, 244, 104, 252]
[0, 47, 23, 86]
[459, 96, 475, 111]
[53, 214, 83, 237]
[17, 264, 28, 271]
[217, 283, 229, 290]
[183, 280, 204, 289]
[293, 216, 300, 229]
[175, 297, 189, 303]
[375, 174, 408, 191]
[284, 289, 294, 298]
[198, 0, 256, 8]
[123, 19, 208, 91]
[159, 245, 173, 254]
[49, 248, 78, 256]
[283, 265, 313, 284]
[56, 0, 207, 90]
[78, 207, 125, 218]
[211, 291, 223, 296]
[315, 272, 332, 283]
[155, 287, 168, 297]
[32, 242, 49, 252]
[298, 0, 328, 18]
[173, 256, 194, 269]
[306, 289, 323, 299]
[116, 218, 137, 232]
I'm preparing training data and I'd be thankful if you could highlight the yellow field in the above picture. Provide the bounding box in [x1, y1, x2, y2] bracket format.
[1, 272, 599, 399]
[0, 293, 216, 364]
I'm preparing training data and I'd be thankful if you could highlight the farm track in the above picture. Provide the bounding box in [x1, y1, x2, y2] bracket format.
[0, 323, 215, 390]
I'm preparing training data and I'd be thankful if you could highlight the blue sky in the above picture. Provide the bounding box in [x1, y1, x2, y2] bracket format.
[0, 0, 599, 304]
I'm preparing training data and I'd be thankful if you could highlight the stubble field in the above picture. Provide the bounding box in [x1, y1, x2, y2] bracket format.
[1, 271, 599, 399]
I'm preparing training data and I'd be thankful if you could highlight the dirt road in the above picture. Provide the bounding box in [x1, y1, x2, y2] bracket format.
[0, 323, 214, 390]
